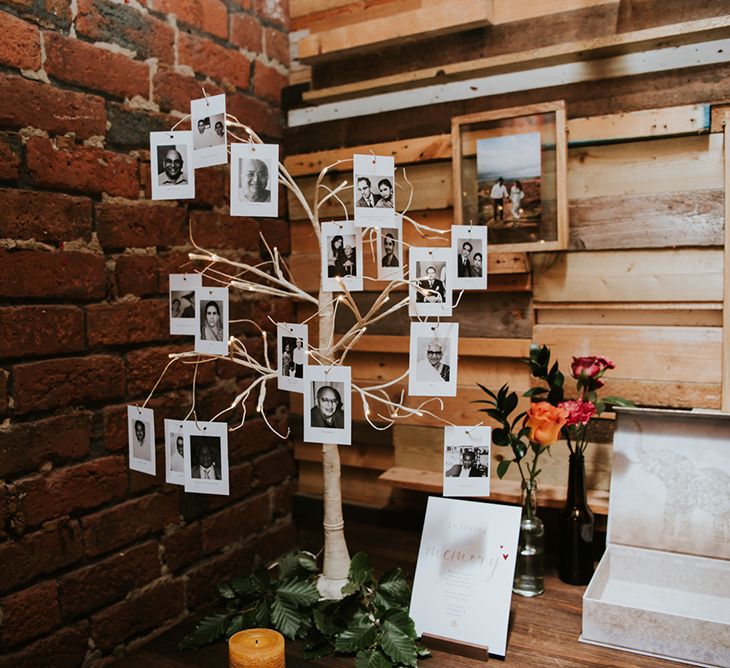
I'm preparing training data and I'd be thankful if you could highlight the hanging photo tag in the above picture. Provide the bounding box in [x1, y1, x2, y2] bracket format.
[164, 418, 193, 486]
[376, 217, 403, 282]
[321, 221, 364, 293]
[230, 143, 279, 217]
[150, 131, 195, 201]
[183, 420, 230, 496]
[190, 93, 228, 168]
[128, 405, 156, 476]
[169, 273, 202, 335]
[277, 322, 308, 393]
[451, 224, 488, 291]
[443, 426, 491, 498]
[408, 322, 459, 397]
[194, 286, 229, 356]
[353, 154, 395, 228]
[408, 247, 453, 317]
[303, 365, 352, 446]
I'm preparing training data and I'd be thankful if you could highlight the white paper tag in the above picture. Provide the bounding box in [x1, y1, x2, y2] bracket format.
[277, 322, 308, 393]
[169, 273, 202, 335]
[303, 365, 352, 446]
[353, 154, 395, 228]
[190, 93, 228, 168]
[164, 418, 191, 486]
[230, 143, 279, 217]
[128, 405, 156, 475]
[408, 321, 459, 397]
[183, 420, 230, 496]
[376, 218, 403, 282]
[451, 224, 487, 291]
[408, 247, 453, 317]
[321, 221, 364, 293]
[150, 131, 195, 201]
[443, 426, 491, 497]
[194, 286, 229, 356]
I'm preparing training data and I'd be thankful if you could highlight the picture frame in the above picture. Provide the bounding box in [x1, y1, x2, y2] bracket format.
[452, 101, 568, 253]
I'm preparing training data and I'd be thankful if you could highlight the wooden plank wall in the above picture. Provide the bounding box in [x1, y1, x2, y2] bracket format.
[284, 0, 730, 509]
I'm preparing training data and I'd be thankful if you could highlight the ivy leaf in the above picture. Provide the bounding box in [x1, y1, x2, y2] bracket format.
[348, 552, 374, 589]
[231, 568, 269, 599]
[378, 610, 418, 666]
[216, 582, 236, 600]
[374, 568, 410, 610]
[298, 552, 319, 572]
[271, 595, 303, 639]
[497, 459, 511, 478]
[334, 611, 377, 653]
[277, 551, 302, 579]
[254, 598, 271, 627]
[355, 648, 392, 668]
[313, 602, 344, 636]
[276, 577, 320, 607]
[178, 613, 229, 649]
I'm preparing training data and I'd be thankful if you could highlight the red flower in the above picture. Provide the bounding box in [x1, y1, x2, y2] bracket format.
[571, 355, 615, 388]
[559, 400, 596, 426]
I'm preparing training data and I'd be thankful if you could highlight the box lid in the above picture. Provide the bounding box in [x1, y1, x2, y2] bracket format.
[607, 407, 730, 561]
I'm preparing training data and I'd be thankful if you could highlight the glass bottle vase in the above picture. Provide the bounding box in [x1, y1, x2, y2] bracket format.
[513, 479, 545, 597]
[558, 452, 595, 585]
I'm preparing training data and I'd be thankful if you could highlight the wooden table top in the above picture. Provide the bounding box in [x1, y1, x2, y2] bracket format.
[115, 569, 684, 667]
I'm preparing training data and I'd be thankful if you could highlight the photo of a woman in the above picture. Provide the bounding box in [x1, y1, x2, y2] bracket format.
[328, 235, 345, 277]
[201, 301, 223, 342]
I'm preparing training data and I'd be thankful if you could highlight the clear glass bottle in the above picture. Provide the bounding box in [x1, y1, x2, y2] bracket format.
[513, 479, 545, 597]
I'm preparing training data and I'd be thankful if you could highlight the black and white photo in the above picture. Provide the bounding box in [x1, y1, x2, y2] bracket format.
[376, 221, 403, 281]
[230, 143, 279, 217]
[194, 286, 229, 356]
[128, 405, 156, 475]
[408, 247, 452, 317]
[451, 225, 488, 291]
[303, 365, 351, 445]
[321, 221, 363, 292]
[277, 322, 308, 393]
[191, 93, 227, 168]
[183, 420, 229, 495]
[409, 322, 458, 397]
[164, 419, 189, 485]
[443, 426, 491, 497]
[150, 131, 195, 200]
[169, 273, 202, 335]
[354, 154, 395, 227]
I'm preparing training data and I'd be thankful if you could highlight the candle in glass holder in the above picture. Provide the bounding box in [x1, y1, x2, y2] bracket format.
[229, 628, 285, 668]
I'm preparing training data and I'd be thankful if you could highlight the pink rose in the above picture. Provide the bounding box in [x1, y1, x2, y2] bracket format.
[571, 355, 615, 388]
[560, 400, 596, 426]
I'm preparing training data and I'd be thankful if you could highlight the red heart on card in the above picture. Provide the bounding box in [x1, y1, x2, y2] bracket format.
[502, 553, 508, 560]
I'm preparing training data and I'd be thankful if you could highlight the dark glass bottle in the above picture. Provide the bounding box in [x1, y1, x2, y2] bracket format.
[558, 453, 595, 585]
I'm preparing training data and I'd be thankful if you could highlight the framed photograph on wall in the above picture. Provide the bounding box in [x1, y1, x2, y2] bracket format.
[452, 101, 567, 252]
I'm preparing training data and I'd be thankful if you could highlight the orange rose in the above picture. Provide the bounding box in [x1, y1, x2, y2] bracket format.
[525, 401, 568, 446]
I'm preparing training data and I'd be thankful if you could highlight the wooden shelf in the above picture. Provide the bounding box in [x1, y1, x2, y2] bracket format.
[379, 466, 610, 514]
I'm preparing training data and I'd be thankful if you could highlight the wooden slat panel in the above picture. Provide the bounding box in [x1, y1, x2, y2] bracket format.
[567, 104, 710, 144]
[378, 467, 610, 514]
[294, 441, 394, 470]
[533, 249, 723, 303]
[569, 190, 723, 250]
[723, 111, 730, 412]
[298, 461, 392, 506]
[568, 133, 723, 199]
[284, 135, 451, 176]
[334, 292, 532, 338]
[352, 335, 530, 358]
[535, 303, 723, 327]
[298, 0, 493, 63]
[533, 324, 722, 384]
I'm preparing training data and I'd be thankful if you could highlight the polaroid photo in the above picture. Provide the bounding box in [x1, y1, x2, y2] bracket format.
[321, 221, 364, 293]
[183, 420, 230, 496]
[194, 286, 229, 356]
[150, 131, 195, 201]
[451, 225, 487, 291]
[164, 418, 191, 486]
[443, 426, 491, 498]
[277, 322, 308, 393]
[190, 93, 227, 168]
[408, 322, 459, 397]
[376, 218, 403, 282]
[169, 273, 202, 335]
[353, 154, 395, 228]
[128, 405, 156, 475]
[303, 365, 351, 446]
[408, 247, 453, 317]
[230, 143, 279, 217]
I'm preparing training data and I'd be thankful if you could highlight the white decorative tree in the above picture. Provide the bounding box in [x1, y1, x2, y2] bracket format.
[157, 117, 453, 598]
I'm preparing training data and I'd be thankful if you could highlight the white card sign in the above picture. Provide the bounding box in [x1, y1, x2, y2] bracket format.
[410, 497, 521, 657]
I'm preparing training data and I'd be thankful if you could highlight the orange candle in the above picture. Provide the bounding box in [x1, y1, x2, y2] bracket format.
[229, 628, 285, 668]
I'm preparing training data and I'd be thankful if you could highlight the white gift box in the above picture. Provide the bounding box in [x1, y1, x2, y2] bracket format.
[581, 407, 730, 667]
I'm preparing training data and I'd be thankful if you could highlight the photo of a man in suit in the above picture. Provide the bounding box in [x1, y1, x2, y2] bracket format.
[457, 241, 473, 277]
[416, 266, 446, 303]
[310, 385, 345, 429]
[190, 438, 222, 480]
[356, 177, 380, 208]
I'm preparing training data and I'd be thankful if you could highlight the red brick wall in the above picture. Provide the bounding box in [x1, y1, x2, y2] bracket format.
[0, 1, 295, 665]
